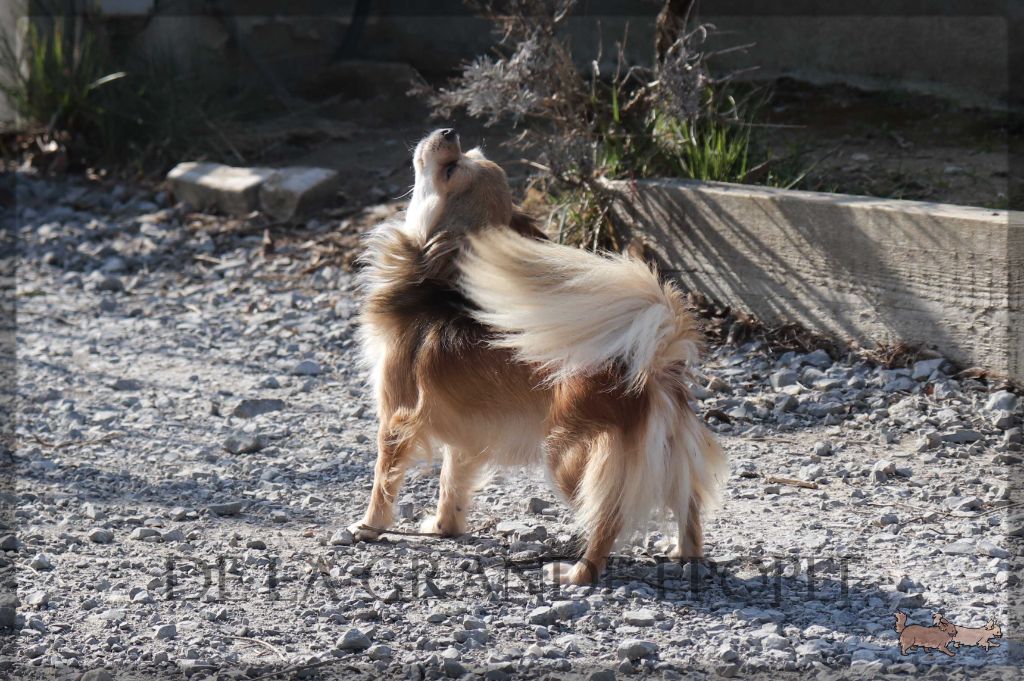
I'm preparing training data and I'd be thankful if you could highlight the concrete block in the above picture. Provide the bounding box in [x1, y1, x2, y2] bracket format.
[167, 162, 275, 215]
[259, 167, 340, 221]
[608, 179, 1023, 383]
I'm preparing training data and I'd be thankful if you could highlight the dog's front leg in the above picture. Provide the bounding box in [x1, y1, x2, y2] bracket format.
[349, 417, 417, 541]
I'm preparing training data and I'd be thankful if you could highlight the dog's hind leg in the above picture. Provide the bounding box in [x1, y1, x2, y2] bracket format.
[349, 409, 420, 541]
[669, 496, 704, 560]
[544, 433, 625, 586]
[421, 447, 485, 537]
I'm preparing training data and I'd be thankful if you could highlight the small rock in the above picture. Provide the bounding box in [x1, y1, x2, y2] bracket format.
[89, 528, 114, 544]
[941, 539, 976, 555]
[528, 607, 554, 625]
[292, 359, 322, 376]
[617, 639, 659, 660]
[111, 378, 142, 391]
[130, 527, 161, 541]
[330, 529, 354, 546]
[367, 644, 393, 661]
[876, 512, 899, 527]
[770, 369, 798, 390]
[259, 166, 341, 221]
[986, 390, 1018, 412]
[338, 628, 371, 651]
[208, 501, 243, 516]
[526, 497, 552, 514]
[916, 432, 942, 451]
[246, 539, 267, 550]
[232, 398, 285, 419]
[870, 460, 895, 483]
[25, 591, 48, 607]
[29, 553, 53, 570]
[812, 441, 833, 457]
[222, 433, 265, 454]
[942, 429, 983, 444]
[623, 608, 656, 627]
[154, 624, 177, 639]
[0, 594, 17, 628]
[706, 376, 730, 393]
[911, 358, 946, 380]
[977, 539, 1010, 558]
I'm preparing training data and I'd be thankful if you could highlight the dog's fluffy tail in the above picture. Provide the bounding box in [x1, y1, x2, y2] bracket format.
[459, 227, 702, 391]
[461, 228, 726, 542]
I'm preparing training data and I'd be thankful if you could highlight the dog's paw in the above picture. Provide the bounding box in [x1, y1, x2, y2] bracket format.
[543, 561, 595, 586]
[668, 543, 703, 561]
[347, 522, 381, 542]
[420, 514, 464, 537]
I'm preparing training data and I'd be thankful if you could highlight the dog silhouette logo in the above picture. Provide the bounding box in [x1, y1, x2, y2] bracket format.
[893, 611, 1003, 657]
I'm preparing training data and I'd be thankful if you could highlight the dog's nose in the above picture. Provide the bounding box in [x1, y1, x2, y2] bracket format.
[441, 128, 457, 141]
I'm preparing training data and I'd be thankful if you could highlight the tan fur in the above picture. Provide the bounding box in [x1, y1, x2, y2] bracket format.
[893, 611, 957, 657]
[349, 129, 726, 584]
[950, 619, 1002, 650]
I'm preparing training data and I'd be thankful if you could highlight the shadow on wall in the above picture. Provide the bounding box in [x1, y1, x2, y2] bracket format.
[611, 180, 1019, 379]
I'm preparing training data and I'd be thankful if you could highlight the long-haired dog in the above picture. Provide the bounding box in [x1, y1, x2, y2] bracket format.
[950, 618, 1002, 650]
[893, 611, 957, 657]
[347, 128, 726, 584]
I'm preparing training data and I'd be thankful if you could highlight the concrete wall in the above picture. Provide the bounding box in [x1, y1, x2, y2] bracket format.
[607, 179, 1024, 382]
[5, 1, 1003, 109]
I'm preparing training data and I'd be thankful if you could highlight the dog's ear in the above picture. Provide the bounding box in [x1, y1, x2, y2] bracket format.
[465, 147, 486, 161]
[509, 207, 549, 241]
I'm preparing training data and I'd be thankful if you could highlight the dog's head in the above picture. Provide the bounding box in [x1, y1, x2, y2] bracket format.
[931, 613, 956, 636]
[407, 128, 512, 239]
[986, 621, 1002, 637]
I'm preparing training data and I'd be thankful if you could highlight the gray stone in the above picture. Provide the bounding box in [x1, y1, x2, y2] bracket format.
[0, 594, 18, 628]
[623, 608, 656, 626]
[232, 398, 285, 419]
[911, 358, 946, 380]
[29, 553, 53, 570]
[167, 162, 275, 215]
[111, 378, 142, 391]
[770, 369, 799, 389]
[339, 628, 371, 651]
[223, 432, 265, 454]
[812, 440, 833, 457]
[977, 539, 1010, 558]
[526, 497, 552, 514]
[367, 644, 393, 661]
[528, 607, 554, 625]
[617, 639, 659, 659]
[941, 539, 976, 555]
[154, 623, 177, 639]
[88, 528, 114, 544]
[259, 167, 340, 221]
[130, 527, 162, 541]
[985, 390, 1018, 412]
[25, 591, 48, 607]
[330, 529, 354, 546]
[208, 501, 243, 516]
[942, 429, 983, 444]
[292, 359, 322, 376]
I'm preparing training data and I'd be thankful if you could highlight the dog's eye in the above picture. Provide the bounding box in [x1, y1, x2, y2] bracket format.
[445, 162, 457, 179]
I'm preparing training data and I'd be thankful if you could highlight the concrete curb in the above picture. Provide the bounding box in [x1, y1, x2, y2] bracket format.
[606, 179, 1023, 383]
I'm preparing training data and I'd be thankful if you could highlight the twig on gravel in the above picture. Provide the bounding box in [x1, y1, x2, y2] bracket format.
[226, 635, 288, 662]
[864, 500, 955, 518]
[766, 475, 818, 490]
[29, 432, 122, 450]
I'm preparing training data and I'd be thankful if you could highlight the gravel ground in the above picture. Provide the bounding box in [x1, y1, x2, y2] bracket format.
[2, 173, 1022, 680]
